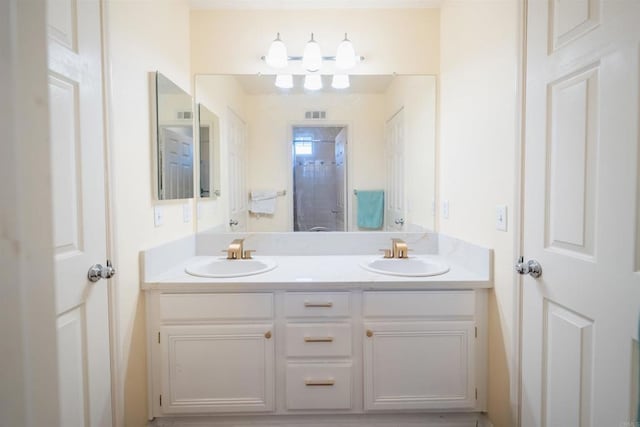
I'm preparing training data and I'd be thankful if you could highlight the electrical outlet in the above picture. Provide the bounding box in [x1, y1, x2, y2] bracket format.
[442, 200, 450, 219]
[183, 203, 192, 223]
[496, 205, 508, 231]
[153, 206, 164, 227]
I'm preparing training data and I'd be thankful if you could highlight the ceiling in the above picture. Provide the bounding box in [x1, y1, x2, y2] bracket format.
[190, 0, 441, 10]
[233, 74, 395, 95]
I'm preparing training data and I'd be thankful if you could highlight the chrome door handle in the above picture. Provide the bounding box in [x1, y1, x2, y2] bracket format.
[515, 256, 542, 278]
[394, 218, 405, 225]
[88, 260, 116, 282]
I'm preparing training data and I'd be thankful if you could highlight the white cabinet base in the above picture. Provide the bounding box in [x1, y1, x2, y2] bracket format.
[149, 413, 492, 427]
[146, 289, 487, 420]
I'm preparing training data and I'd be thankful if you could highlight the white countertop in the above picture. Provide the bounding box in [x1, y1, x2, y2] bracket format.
[142, 254, 492, 292]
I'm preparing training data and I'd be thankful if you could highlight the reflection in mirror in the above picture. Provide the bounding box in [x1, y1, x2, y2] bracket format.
[154, 72, 194, 200]
[194, 74, 436, 233]
[197, 104, 221, 198]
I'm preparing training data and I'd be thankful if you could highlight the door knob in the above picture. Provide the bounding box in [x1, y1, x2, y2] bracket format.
[515, 256, 542, 278]
[88, 260, 116, 282]
[394, 218, 405, 225]
[229, 219, 239, 227]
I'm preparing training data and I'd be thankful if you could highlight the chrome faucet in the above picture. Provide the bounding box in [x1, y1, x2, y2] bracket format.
[225, 238, 255, 260]
[380, 238, 409, 259]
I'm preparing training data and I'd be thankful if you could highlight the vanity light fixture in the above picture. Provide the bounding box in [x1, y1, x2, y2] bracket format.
[335, 33, 356, 70]
[275, 74, 293, 89]
[331, 74, 350, 90]
[302, 33, 322, 72]
[304, 74, 323, 91]
[265, 33, 288, 68]
[262, 32, 363, 90]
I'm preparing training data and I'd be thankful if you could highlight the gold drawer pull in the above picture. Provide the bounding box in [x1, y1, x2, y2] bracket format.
[366, 330, 373, 337]
[305, 379, 335, 386]
[304, 336, 334, 343]
[304, 301, 333, 308]
[264, 331, 272, 339]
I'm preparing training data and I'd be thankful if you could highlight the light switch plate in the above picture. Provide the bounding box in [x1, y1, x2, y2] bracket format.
[183, 203, 192, 223]
[496, 205, 508, 231]
[153, 206, 164, 227]
[442, 200, 450, 219]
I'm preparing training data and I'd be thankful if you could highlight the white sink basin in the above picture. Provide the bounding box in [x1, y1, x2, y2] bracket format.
[185, 257, 277, 278]
[361, 257, 449, 277]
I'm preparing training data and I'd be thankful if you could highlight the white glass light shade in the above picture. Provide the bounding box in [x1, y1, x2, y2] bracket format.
[331, 74, 350, 89]
[275, 74, 293, 89]
[304, 74, 323, 91]
[335, 34, 356, 70]
[265, 34, 288, 68]
[302, 33, 322, 72]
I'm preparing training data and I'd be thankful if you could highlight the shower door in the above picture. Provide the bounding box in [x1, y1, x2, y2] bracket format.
[293, 126, 346, 232]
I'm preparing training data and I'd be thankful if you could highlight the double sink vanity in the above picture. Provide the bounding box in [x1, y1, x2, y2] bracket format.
[142, 232, 492, 426]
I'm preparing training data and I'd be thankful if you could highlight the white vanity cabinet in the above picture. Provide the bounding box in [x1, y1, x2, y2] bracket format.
[282, 292, 354, 411]
[148, 293, 276, 415]
[160, 323, 275, 413]
[146, 288, 487, 421]
[362, 291, 483, 411]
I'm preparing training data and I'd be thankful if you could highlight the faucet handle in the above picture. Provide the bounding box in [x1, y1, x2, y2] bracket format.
[378, 249, 393, 258]
[242, 250, 255, 259]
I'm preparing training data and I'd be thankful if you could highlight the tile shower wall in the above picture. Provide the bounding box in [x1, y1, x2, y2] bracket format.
[294, 141, 340, 231]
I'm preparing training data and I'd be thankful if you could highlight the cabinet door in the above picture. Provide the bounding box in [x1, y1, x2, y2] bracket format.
[160, 324, 274, 414]
[363, 321, 475, 410]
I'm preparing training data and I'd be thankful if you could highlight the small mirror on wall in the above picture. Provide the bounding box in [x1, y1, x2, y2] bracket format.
[153, 72, 194, 200]
[197, 104, 221, 198]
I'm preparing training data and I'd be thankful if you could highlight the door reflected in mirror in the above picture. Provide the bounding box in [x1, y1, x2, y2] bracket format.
[194, 74, 436, 233]
[153, 72, 194, 200]
[197, 104, 221, 198]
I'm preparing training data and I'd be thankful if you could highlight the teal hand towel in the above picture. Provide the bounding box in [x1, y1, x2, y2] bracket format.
[357, 190, 384, 229]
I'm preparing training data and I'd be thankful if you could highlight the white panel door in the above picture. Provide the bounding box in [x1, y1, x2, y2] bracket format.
[47, 0, 112, 426]
[522, 0, 640, 425]
[160, 127, 193, 200]
[160, 324, 275, 414]
[363, 321, 475, 410]
[227, 109, 248, 230]
[385, 109, 405, 230]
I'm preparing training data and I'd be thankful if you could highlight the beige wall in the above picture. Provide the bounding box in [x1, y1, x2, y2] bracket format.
[190, 8, 440, 75]
[439, 1, 519, 426]
[195, 75, 248, 231]
[106, 1, 193, 425]
[385, 75, 437, 230]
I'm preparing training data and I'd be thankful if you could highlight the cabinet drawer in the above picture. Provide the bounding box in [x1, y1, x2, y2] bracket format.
[286, 363, 352, 410]
[284, 292, 350, 318]
[286, 323, 352, 357]
[363, 291, 474, 318]
[159, 293, 273, 321]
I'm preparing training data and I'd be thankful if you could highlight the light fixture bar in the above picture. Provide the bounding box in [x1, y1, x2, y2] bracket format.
[261, 55, 365, 62]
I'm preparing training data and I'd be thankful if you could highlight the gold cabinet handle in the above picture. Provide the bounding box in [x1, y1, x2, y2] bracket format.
[304, 301, 333, 308]
[264, 331, 272, 339]
[366, 330, 373, 337]
[304, 336, 334, 343]
[305, 379, 335, 386]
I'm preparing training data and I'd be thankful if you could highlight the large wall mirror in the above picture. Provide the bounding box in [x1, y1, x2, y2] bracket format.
[194, 74, 436, 233]
[153, 72, 194, 200]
